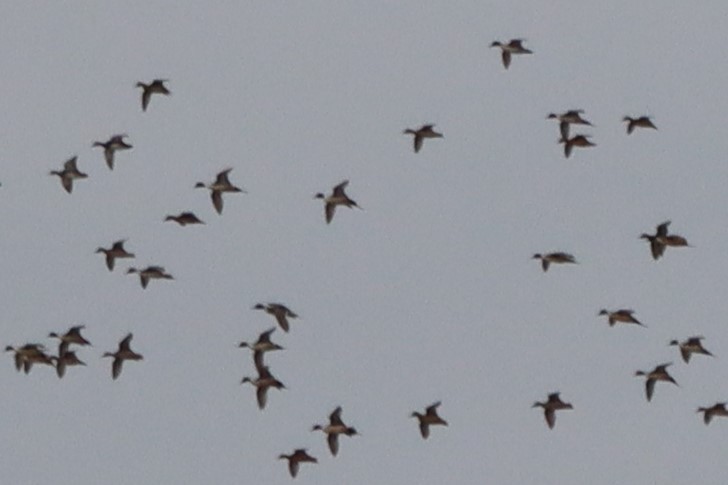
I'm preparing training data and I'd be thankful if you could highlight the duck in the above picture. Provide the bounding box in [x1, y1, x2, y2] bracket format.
[49, 325, 92, 356]
[635, 363, 678, 401]
[240, 365, 285, 410]
[52, 350, 86, 378]
[669, 336, 713, 363]
[559, 134, 595, 158]
[623, 115, 657, 134]
[312, 406, 358, 456]
[598, 309, 645, 327]
[50, 156, 87, 194]
[96, 240, 135, 271]
[102, 333, 143, 380]
[136, 79, 170, 111]
[253, 303, 298, 333]
[490, 39, 532, 69]
[532, 252, 577, 272]
[164, 212, 205, 226]
[127, 266, 173, 289]
[195, 168, 246, 215]
[640, 221, 689, 260]
[278, 449, 317, 478]
[314, 180, 361, 224]
[92, 134, 132, 170]
[411, 401, 448, 439]
[403, 124, 443, 153]
[532, 392, 573, 429]
[547, 110, 592, 140]
[238, 327, 284, 372]
[5, 343, 54, 374]
[697, 403, 728, 425]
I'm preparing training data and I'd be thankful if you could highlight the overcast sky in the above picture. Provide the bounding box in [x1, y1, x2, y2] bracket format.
[2, 2, 728, 484]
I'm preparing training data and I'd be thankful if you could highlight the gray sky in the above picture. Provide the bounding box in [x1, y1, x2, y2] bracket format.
[2, 2, 728, 484]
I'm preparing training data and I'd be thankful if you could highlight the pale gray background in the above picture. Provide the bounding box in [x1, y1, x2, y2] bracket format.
[1, 2, 727, 484]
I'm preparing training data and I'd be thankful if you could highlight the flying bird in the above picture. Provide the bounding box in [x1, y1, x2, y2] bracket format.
[533, 392, 573, 429]
[403, 124, 443, 153]
[312, 406, 358, 456]
[92, 134, 132, 170]
[96, 240, 135, 271]
[490, 39, 532, 69]
[411, 401, 448, 439]
[195, 168, 246, 215]
[50, 156, 87, 194]
[102, 333, 143, 380]
[136, 79, 170, 111]
[314, 180, 361, 224]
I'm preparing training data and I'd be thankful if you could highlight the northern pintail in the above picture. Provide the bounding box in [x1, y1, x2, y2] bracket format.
[314, 180, 361, 224]
[195, 168, 246, 215]
[547, 110, 592, 140]
[532, 392, 573, 429]
[127, 266, 173, 289]
[5, 343, 54, 373]
[312, 406, 358, 456]
[92, 134, 132, 170]
[641, 221, 690, 260]
[490, 39, 532, 69]
[96, 240, 135, 271]
[635, 363, 678, 401]
[238, 327, 284, 372]
[253, 303, 298, 333]
[278, 449, 317, 478]
[50, 156, 87, 194]
[136, 79, 170, 111]
[411, 401, 448, 439]
[669, 336, 713, 364]
[559, 134, 595, 158]
[598, 309, 645, 327]
[697, 403, 728, 425]
[49, 325, 92, 356]
[102, 333, 143, 380]
[623, 115, 657, 134]
[52, 350, 86, 378]
[532, 252, 577, 272]
[403, 124, 443, 153]
[241, 365, 285, 410]
[164, 212, 205, 226]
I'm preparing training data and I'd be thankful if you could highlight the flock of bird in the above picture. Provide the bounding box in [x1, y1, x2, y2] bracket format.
[6, 31, 725, 480]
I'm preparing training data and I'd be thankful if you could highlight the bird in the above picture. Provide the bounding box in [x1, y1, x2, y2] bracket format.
[278, 449, 317, 478]
[559, 134, 595, 158]
[532, 252, 577, 272]
[127, 266, 173, 289]
[240, 365, 285, 410]
[312, 406, 358, 456]
[136, 79, 170, 111]
[48, 325, 92, 356]
[102, 333, 143, 380]
[697, 403, 728, 425]
[635, 363, 678, 401]
[195, 168, 245, 215]
[598, 309, 646, 327]
[50, 156, 87, 194]
[92, 134, 132, 170]
[669, 336, 713, 363]
[411, 401, 448, 439]
[490, 39, 532, 69]
[314, 180, 361, 224]
[164, 212, 205, 226]
[5, 343, 54, 374]
[532, 392, 573, 429]
[547, 110, 592, 140]
[403, 124, 443, 153]
[623, 115, 657, 134]
[52, 350, 86, 378]
[238, 327, 284, 372]
[96, 240, 135, 271]
[253, 303, 298, 333]
[640, 221, 690, 260]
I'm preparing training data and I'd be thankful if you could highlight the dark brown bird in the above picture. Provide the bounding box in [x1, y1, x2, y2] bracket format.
[697, 403, 728, 425]
[49, 325, 92, 356]
[411, 401, 448, 439]
[253, 303, 298, 333]
[240, 365, 285, 410]
[102, 333, 143, 380]
[623, 115, 657, 134]
[635, 363, 678, 401]
[195, 168, 246, 215]
[559, 134, 595, 158]
[165, 212, 205, 226]
[127, 266, 173, 289]
[533, 392, 573, 429]
[314, 180, 361, 224]
[278, 449, 317, 478]
[669, 336, 713, 363]
[92, 134, 132, 170]
[490, 39, 532, 69]
[312, 406, 358, 456]
[136, 79, 170, 111]
[52, 350, 86, 378]
[403, 124, 443, 153]
[598, 309, 645, 327]
[96, 240, 135, 271]
[532, 252, 577, 272]
[50, 156, 87, 194]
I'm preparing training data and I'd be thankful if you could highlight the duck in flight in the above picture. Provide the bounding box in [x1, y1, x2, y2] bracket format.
[312, 406, 358, 456]
[403, 124, 443, 153]
[127, 266, 173, 289]
[559, 134, 595, 158]
[669, 336, 713, 363]
[533, 392, 573, 429]
[50, 156, 87, 194]
[92, 134, 132, 170]
[547, 110, 592, 140]
[195, 168, 246, 215]
[278, 449, 317, 478]
[48, 325, 92, 356]
[103, 333, 143, 380]
[314, 180, 361, 224]
[490, 39, 532, 69]
[623, 115, 657, 134]
[96, 240, 135, 271]
[411, 401, 448, 439]
[136, 79, 170, 111]
[164, 212, 205, 226]
[635, 363, 678, 401]
[598, 309, 645, 327]
[640, 221, 690, 260]
[532, 252, 577, 272]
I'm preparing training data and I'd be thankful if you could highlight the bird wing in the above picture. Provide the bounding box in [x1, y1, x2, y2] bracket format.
[211, 191, 223, 214]
[327, 433, 340, 456]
